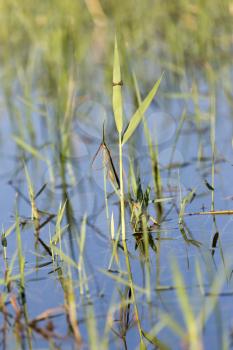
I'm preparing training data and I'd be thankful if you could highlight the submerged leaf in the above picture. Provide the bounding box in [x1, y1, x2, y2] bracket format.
[13, 135, 46, 161]
[204, 179, 214, 191]
[3, 223, 16, 238]
[211, 231, 219, 256]
[142, 329, 170, 350]
[122, 73, 163, 145]
[1, 235, 7, 247]
[179, 188, 196, 222]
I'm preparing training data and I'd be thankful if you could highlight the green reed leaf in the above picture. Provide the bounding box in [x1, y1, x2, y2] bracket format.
[13, 135, 46, 161]
[112, 36, 123, 134]
[142, 330, 170, 350]
[122, 73, 163, 145]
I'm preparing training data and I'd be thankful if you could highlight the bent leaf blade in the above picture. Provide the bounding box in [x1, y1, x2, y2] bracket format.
[122, 73, 163, 145]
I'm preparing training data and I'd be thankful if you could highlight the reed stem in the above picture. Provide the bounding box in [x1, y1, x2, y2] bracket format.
[119, 133, 126, 241]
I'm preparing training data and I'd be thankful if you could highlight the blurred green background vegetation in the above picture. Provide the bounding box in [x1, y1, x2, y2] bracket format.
[1, 0, 232, 91]
[0, 0, 232, 149]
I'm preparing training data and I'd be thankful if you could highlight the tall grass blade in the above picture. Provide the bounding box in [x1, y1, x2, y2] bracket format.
[113, 36, 123, 134]
[122, 73, 163, 145]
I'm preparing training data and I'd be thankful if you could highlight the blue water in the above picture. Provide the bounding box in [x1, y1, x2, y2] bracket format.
[0, 61, 233, 349]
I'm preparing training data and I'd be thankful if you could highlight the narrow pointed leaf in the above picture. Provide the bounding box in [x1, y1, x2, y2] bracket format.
[112, 36, 123, 133]
[13, 135, 46, 161]
[142, 330, 170, 350]
[122, 73, 163, 145]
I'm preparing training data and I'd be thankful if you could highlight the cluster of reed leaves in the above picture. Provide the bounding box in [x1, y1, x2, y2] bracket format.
[112, 37, 162, 241]
[111, 37, 163, 347]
